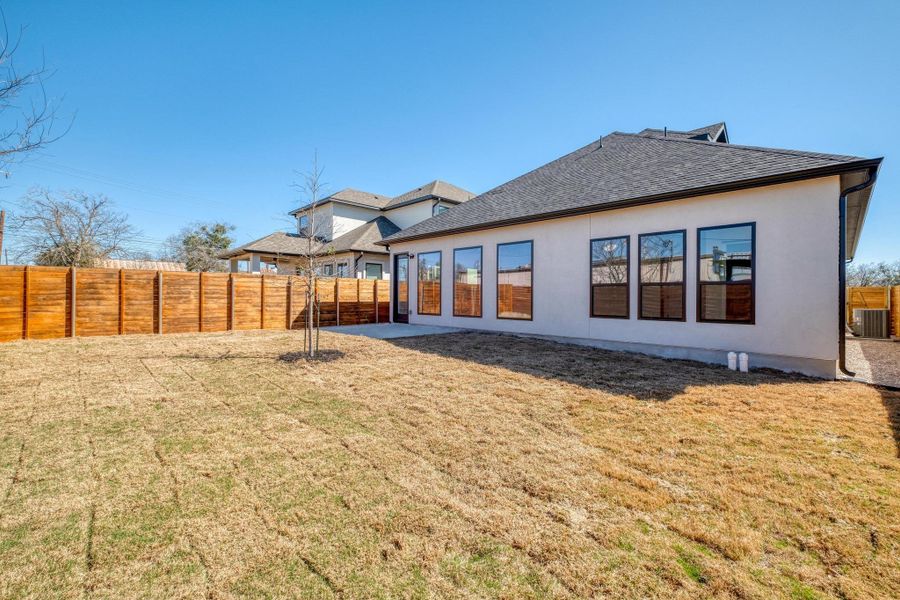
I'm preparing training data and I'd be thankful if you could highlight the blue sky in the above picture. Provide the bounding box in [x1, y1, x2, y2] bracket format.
[1, 0, 897, 262]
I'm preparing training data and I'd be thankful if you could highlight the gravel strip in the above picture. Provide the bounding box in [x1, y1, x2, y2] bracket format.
[846, 338, 900, 388]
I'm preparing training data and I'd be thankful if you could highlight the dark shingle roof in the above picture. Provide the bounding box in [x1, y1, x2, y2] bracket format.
[638, 122, 728, 142]
[324, 216, 400, 254]
[384, 180, 476, 210]
[381, 131, 879, 245]
[221, 217, 401, 259]
[290, 188, 391, 214]
[219, 231, 312, 258]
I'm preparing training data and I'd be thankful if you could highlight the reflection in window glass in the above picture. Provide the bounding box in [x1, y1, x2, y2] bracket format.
[497, 241, 532, 319]
[336, 262, 349, 278]
[365, 263, 383, 280]
[699, 224, 754, 322]
[453, 247, 482, 317]
[591, 236, 629, 318]
[417, 252, 441, 315]
[639, 231, 685, 320]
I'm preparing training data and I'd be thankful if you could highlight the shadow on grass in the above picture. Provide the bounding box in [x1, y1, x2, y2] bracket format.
[385, 331, 820, 402]
[278, 349, 345, 364]
[878, 388, 900, 457]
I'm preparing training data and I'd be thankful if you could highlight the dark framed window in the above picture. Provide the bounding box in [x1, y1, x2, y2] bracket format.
[336, 262, 349, 278]
[497, 241, 533, 320]
[321, 263, 334, 277]
[453, 246, 482, 317]
[433, 204, 449, 216]
[591, 236, 629, 318]
[417, 251, 441, 315]
[639, 230, 686, 321]
[697, 223, 755, 323]
[365, 263, 383, 280]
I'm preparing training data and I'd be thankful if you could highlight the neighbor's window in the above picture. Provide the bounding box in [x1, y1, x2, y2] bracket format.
[698, 223, 754, 323]
[298, 214, 309, 232]
[433, 204, 449, 216]
[417, 251, 441, 315]
[321, 263, 334, 277]
[336, 262, 349, 278]
[260, 259, 278, 274]
[591, 236, 629, 318]
[365, 263, 383, 280]
[453, 246, 482, 317]
[497, 241, 532, 320]
[639, 230, 685, 320]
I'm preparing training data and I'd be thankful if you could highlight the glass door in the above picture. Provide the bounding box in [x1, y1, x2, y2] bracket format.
[393, 254, 409, 323]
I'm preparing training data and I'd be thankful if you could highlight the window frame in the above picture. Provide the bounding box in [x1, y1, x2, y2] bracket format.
[696, 222, 756, 325]
[452, 245, 483, 318]
[496, 240, 534, 321]
[432, 203, 450, 217]
[321, 262, 334, 277]
[416, 250, 442, 316]
[638, 228, 687, 322]
[364, 262, 383, 280]
[336, 261, 349, 278]
[589, 235, 630, 320]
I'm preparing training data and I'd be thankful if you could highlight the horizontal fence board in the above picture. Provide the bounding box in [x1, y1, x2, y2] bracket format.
[162, 272, 200, 334]
[123, 270, 158, 335]
[0, 267, 25, 341]
[0, 266, 385, 342]
[27, 268, 70, 339]
[201, 273, 230, 332]
[75, 269, 120, 337]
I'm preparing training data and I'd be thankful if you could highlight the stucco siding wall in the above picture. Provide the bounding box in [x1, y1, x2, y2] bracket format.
[332, 204, 380, 239]
[385, 201, 433, 230]
[390, 177, 841, 373]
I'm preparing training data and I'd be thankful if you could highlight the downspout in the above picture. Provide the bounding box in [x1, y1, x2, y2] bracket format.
[838, 166, 878, 377]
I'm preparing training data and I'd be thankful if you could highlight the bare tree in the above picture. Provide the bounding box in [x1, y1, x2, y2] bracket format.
[847, 260, 900, 287]
[9, 188, 136, 266]
[0, 7, 69, 176]
[291, 153, 336, 357]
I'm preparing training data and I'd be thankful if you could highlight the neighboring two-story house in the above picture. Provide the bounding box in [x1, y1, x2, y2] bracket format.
[220, 180, 474, 278]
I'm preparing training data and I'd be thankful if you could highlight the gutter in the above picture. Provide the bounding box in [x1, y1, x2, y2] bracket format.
[838, 166, 879, 377]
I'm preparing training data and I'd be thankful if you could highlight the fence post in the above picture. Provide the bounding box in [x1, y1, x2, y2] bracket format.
[260, 275, 266, 330]
[198, 272, 204, 333]
[118, 269, 125, 335]
[286, 276, 292, 330]
[157, 271, 163, 334]
[22, 266, 29, 340]
[229, 273, 235, 331]
[374, 279, 379, 323]
[70, 267, 77, 337]
[335, 278, 340, 326]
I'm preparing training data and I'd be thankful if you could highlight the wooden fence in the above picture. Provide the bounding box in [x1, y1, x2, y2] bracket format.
[0, 266, 389, 342]
[847, 285, 899, 337]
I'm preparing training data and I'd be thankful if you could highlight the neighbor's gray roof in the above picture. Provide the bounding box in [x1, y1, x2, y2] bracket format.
[290, 188, 392, 214]
[638, 123, 728, 142]
[381, 131, 881, 248]
[219, 231, 311, 258]
[220, 217, 401, 259]
[383, 180, 476, 210]
[323, 216, 400, 254]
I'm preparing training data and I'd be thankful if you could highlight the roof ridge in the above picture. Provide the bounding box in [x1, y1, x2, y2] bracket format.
[614, 132, 863, 162]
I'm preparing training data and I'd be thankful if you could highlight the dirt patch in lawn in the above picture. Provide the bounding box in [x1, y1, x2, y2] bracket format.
[0, 330, 897, 599]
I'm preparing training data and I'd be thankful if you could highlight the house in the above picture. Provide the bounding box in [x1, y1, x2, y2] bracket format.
[379, 123, 882, 378]
[96, 259, 187, 271]
[220, 181, 474, 278]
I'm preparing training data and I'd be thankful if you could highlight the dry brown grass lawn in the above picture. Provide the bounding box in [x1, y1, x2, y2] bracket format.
[0, 329, 897, 599]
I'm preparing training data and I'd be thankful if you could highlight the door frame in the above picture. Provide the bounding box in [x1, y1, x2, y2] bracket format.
[393, 253, 410, 323]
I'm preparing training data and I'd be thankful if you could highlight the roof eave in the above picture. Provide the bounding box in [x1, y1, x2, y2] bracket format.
[377, 158, 883, 246]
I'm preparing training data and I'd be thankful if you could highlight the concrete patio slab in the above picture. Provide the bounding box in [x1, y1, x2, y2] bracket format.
[321, 323, 468, 339]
